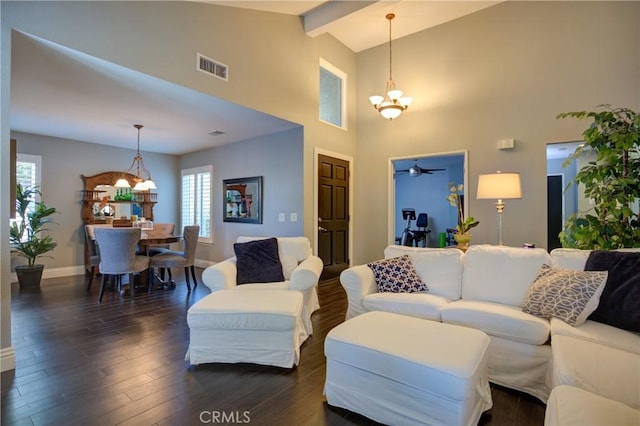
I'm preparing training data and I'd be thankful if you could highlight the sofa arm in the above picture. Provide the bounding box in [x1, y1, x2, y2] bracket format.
[201, 258, 238, 292]
[340, 264, 378, 320]
[289, 255, 323, 292]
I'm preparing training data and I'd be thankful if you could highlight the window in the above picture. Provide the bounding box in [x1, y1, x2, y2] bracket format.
[12, 154, 42, 240]
[181, 165, 213, 243]
[319, 58, 347, 129]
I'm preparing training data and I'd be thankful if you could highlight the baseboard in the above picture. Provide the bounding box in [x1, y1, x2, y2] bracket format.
[10, 261, 214, 283]
[1, 346, 16, 372]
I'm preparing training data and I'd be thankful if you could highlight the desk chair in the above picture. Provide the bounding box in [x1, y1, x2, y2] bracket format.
[94, 227, 150, 302]
[412, 213, 431, 247]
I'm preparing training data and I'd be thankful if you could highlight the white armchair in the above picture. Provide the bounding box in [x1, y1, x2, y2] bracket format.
[201, 236, 323, 333]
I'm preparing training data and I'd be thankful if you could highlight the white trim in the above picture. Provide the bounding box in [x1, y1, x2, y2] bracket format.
[0, 347, 16, 372]
[313, 147, 354, 267]
[388, 150, 469, 246]
[319, 58, 347, 130]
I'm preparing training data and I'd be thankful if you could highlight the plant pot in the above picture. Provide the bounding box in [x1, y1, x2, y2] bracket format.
[453, 233, 472, 251]
[15, 264, 45, 288]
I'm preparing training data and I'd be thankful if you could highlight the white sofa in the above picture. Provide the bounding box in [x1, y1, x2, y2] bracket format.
[201, 236, 324, 335]
[340, 244, 640, 411]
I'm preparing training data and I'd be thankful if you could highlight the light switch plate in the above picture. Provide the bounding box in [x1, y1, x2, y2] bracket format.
[278, 213, 286, 222]
[290, 213, 297, 222]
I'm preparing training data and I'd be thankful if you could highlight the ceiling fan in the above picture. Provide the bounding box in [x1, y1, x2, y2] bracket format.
[395, 160, 445, 177]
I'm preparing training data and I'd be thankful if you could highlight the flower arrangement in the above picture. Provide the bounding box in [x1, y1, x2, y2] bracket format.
[447, 182, 479, 234]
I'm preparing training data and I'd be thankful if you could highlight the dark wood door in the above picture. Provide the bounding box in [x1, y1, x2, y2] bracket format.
[547, 175, 563, 250]
[318, 154, 350, 278]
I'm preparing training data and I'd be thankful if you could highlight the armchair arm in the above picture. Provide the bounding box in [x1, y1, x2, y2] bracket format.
[289, 255, 323, 292]
[340, 264, 378, 320]
[201, 257, 238, 292]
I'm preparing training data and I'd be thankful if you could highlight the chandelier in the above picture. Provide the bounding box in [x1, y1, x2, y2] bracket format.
[114, 124, 157, 191]
[369, 13, 412, 120]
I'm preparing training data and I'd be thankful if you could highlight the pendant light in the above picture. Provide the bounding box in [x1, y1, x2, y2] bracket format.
[114, 124, 157, 191]
[369, 13, 413, 120]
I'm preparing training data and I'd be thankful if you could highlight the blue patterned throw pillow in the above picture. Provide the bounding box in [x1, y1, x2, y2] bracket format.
[367, 255, 428, 293]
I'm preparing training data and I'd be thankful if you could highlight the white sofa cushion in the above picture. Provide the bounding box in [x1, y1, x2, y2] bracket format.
[549, 248, 591, 270]
[384, 246, 463, 301]
[237, 236, 312, 279]
[551, 335, 640, 410]
[363, 292, 450, 321]
[441, 300, 550, 345]
[461, 245, 551, 307]
[550, 317, 640, 355]
[545, 385, 640, 426]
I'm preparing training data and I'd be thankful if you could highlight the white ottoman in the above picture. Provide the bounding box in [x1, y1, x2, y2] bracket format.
[324, 311, 493, 426]
[185, 289, 307, 368]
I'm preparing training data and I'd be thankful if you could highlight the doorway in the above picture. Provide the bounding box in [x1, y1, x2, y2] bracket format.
[316, 152, 351, 280]
[547, 174, 563, 250]
[389, 151, 468, 247]
[546, 141, 582, 250]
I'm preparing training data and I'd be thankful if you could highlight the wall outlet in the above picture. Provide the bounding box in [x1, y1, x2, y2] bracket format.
[278, 213, 286, 222]
[290, 213, 297, 222]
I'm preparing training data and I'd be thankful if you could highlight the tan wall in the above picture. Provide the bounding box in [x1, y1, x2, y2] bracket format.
[354, 1, 640, 263]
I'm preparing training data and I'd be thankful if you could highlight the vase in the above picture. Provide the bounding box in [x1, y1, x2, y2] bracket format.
[453, 233, 472, 251]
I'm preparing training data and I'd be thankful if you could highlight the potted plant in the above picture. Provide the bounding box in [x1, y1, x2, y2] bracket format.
[10, 184, 59, 288]
[447, 182, 479, 249]
[557, 105, 640, 249]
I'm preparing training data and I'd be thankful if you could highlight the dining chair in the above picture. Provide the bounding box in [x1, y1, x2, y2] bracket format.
[94, 227, 150, 302]
[144, 222, 176, 256]
[148, 225, 199, 292]
[84, 225, 101, 291]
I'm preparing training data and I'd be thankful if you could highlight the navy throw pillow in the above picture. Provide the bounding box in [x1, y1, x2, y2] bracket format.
[234, 238, 285, 285]
[584, 250, 640, 332]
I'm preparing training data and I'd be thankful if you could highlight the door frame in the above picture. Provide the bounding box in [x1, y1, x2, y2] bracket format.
[313, 147, 354, 266]
[387, 150, 469, 246]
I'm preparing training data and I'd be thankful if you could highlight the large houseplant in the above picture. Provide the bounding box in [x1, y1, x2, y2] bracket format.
[557, 104, 640, 249]
[10, 184, 59, 287]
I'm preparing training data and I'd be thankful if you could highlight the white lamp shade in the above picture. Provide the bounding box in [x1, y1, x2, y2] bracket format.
[114, 178, 131, 188]
[369, 95, 384, 106]
[477, 172, 522, 199]
[133, 181, 149, 191]
[400, 96, 413, 107]
[379, 105, 403, 120]
[387, 89, 403, 100]
[144, 179, 157, 190]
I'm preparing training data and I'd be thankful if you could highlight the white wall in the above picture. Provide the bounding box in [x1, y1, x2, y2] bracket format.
[181, 127, 304, 261]
[355, 1, 640, 263]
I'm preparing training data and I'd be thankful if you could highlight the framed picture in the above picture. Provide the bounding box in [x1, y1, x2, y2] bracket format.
[223, 176, 263, 224]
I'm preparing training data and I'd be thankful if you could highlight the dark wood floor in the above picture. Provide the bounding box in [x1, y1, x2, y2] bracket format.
[2, 270, 546, 425]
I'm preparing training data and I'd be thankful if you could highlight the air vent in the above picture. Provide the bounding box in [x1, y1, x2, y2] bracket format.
[197, 53, 228, 81]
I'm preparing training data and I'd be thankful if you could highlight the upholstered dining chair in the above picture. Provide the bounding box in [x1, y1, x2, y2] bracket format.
[84, 225, 101, 291]
[94, 227, 150, 302]
[143, 222, 176, 256]
[148, 225, 199, 292]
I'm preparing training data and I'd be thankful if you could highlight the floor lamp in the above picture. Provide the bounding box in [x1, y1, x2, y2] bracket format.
[477, 172, 522, 245]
